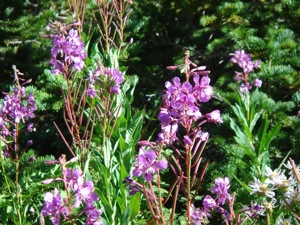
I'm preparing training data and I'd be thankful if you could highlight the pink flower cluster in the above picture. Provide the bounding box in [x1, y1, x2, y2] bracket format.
[190, 177, 232, 224]
[230, 50, 262, 92]
[1, 86, 37, 125]
[0, 84, 37, 157]
[50, 29, 87, 75]
[158, 67, 222, 145]
[86, 67, 125, 97]
[132, 144, 168, 182]
[42, 168, 103, 225]
[191, 177, 263, 224]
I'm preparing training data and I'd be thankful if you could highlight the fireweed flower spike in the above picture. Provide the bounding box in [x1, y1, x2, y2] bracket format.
[132, 146, 168, 181]
[230, 50, 261, 92]
[86, 67, 125, 98]
[50, 28, 86, 75]
[1, 86, 37, 124]
[41, 188, 69, 225]
[157, 63, 220, 145]
[42, 165, 103, 225]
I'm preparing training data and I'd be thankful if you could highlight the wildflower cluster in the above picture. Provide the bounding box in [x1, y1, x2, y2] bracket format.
[125, 51, 223, 224]
[124, 141, 168, 197]
[158, 56, 222, 145]
[191, 177, 264, 225]
[249, 159, 300, 217]
[42, 155, 103, 225]
[86, 66, 125, 97]
[50, 27, 86, 75]
[191, 177, 232, 224]
[230, 50, 261, 92]
[132, 142, 168, 182]
[0, 66, 37, 156]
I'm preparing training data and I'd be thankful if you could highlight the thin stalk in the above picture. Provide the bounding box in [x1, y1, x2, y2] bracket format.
[149, 181, 162, 223]
[170, 175, 182, 225]
[266, 213, 270, 225]
[143, 184, 159, 225]
[53, 122, 75, 156]
[156, 171, 166, 224]
[13, 122, 22, 225]
[283, 200, 300, 220]
[186, 145, 192, 225]
[170, 155, 183, 225]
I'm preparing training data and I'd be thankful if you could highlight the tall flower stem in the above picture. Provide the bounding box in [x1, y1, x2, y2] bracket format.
[14, 122, 22, 225]
[266, 212, 270, 225]
[186, 145, 192, 225]
[156, 147, 166, 224]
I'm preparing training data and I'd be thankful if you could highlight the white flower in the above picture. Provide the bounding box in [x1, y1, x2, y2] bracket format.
[249, 177, 276, 198]
[278, 175, 296, 191]
[265, 165, 285, 186]
[261, 198, 277, 214]
[284, 185, 300, 205]
[275, 216, 292, 225]
[284, 159, 300, 177]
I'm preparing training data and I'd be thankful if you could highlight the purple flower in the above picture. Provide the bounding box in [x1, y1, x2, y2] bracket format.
[205, 110, 223, 124]
[103, 68, 125, 94]
[27, 123, 35, 132]
[243, 203, 263, 218]
[230, 50, 261, 92]
[87, 84, 98, 98]
[183, 135, 193, 146]
[63, 168, 84, 191]
[132, 148, 168, 181]
[253, 78, 262, 87]
[190, 204, 208, 225]
[230, 50, 260, 74]
[41, 188, 69, 225]
[210, 177, 231, 205]
[203, 195, 217, 212]
[193, 75, 213, 103]
[157, 123, 178, 145]
[0, 114, 10, 136]
[51, 29, 86, 75]
[74, 180, 96, 208]
[240, 82, 252, 93]
[26, 139, 33, 146]
[196, 131, 209, 141]
[86, 67, 125, 97]
[84, 200, 103, 225]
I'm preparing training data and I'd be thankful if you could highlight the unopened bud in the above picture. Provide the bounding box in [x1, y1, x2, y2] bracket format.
[166, 65, 179, 70]
[28, 156, 36, 162]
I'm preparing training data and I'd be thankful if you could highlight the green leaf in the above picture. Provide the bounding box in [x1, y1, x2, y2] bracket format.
[233, 175, 252, 193]
[258, 150, 270, 174]
[249, 111, 261, 132]
[230, 119, 255, 158]
[129, 192, 141, 221]
[125, 110, 144, 145]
